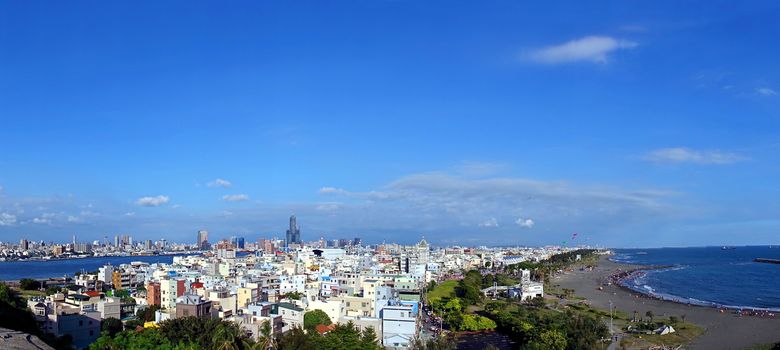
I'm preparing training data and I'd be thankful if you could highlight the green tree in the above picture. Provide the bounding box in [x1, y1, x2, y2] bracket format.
[253, 320, 276, 350]
[530, 296, 546, 308]
[303, 309, 332, 332]
[426, 280, 437, 292]
[19, 278, 41, 290]
[460, 314, 497, 331]
[90, 328, 185, 350]
[101, 317, 123, 337]
[360, 326, 381, 349]
[668, 316, 679, 325]
[533, 329, 567, 350]
[645, 310, 654, 323]
[213, 322, 243, 350]
[410, 335, 456, 350]
[137, 305, 161, 322]
[277, 326, 312, 350]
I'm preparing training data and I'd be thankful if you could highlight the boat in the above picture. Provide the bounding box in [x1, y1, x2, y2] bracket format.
[722, 246, 736, 250]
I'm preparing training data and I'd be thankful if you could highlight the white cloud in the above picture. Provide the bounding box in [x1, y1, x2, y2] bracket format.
[527, 36, 637, 64]
[222, 194, 250, 202]
[136, 195, 170, 207]
[644, 147, 746, 165]
[207, 179, 232, 188]
[316, 202, 342, 212]
[67, 215, 83, 223]
[318, 187, 350, 195]
[124, 212, 136, 217]
[32, 212, 56, 225]
[479, 217, 499, 228]
[516, 218, 535, 228]
[0, 212, 18, 226]
[318, 186, 393, 200]
[756, 87, 777, 96]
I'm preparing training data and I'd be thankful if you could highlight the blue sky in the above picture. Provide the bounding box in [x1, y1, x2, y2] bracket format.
[1, 1, 779, 247]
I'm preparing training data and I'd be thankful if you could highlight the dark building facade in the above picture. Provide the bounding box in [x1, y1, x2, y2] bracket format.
[285, 215, 301, 246]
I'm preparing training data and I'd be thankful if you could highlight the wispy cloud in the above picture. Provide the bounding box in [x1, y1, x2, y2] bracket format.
[479, 217, 499, 228]
[756, 87, 777, 96]
[0, 212, 17, 226]
[136, 195, 170, 207]
[319, 170, 673, 242]
[644, 147, 746, 165]
[516, 218, 535, 228]
[527, 36, 637, 64]
[207, 179, 232, 188]
[222, 194, 250, 202]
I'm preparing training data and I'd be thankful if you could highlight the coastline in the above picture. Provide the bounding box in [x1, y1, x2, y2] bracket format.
[555, 255, 780, 350]
[607, 262, 780, 314]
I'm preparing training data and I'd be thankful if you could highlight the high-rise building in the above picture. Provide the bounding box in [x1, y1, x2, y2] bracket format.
[232, 237, 245, 249]
[19, 239, 29, 250]
[353, 237, 362, 246]
[197, 230, 209, 250]
[285, 215, 301, 246]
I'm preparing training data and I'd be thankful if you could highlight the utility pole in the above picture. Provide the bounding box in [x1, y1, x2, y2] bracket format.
[609, 300, 614, 335]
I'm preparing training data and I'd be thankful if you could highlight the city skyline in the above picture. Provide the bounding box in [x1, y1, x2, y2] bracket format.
[2, 1, 780, 247]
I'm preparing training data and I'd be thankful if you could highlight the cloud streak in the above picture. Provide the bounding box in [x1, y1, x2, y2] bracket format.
[222, 194, 250, 202]
[644, 147, 746, 165]
[527, 36, 637, 64]
[136, 195, 170, 207]
[207, 179, 232, 188]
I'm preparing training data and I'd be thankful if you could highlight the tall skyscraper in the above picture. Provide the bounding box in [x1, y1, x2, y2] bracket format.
[285, 215, 301, 246]
[197, 230, 209, 250]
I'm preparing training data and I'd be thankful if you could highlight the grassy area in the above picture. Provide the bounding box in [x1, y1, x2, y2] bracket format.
[16, 289, 45, 300]
[619, 322, 704, 349]
[427, 280, 457, 303]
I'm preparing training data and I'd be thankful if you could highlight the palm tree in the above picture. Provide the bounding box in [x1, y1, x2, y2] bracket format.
[213, 323, 241, 350]
[255, 320, 276, 350]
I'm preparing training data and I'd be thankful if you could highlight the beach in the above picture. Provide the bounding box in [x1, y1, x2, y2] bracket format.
[554, 256, 780, 350]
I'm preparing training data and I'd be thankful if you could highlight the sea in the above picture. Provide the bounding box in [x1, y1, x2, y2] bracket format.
[611, 246, 780, 311]
[0, 255, 185, 281]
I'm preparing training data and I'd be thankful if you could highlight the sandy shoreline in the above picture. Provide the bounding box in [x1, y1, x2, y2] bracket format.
[554, 256, 780, 350]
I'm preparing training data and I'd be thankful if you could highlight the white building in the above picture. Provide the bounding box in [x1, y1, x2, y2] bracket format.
[381, 301, 417, 348]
